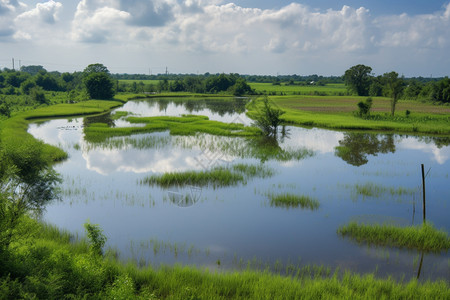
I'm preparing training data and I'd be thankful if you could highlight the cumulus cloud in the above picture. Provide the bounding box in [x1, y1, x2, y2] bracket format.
[11, 1, 63, 41]
[67, 0, 450, 62]
[72, 0, 130, 43]
[0, 0, 26, 40]
[119, 0, 174, 27]
[15, 0, 62, 24]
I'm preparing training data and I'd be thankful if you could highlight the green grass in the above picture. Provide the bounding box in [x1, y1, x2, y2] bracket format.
[142, 164, 274, 188]
[119, 79, 161, 85]
[1, 218, 449, 299]
[0, 100, 126, 164]
[246, 96, 450, 135]
[249, 83, 348, 96]
[269, 193, 320, 210]
[337, 222, 450, 252]
[84, 115, 262, 143]
[351, 183, 415, 198]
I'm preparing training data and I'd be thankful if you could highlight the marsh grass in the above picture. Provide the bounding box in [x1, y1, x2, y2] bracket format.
[351, 182, 415, 198]
[337, 222, 450, 252]
[2, 217, 449, 299]
[142, 163, 274, 188]
[84, 114, 261, 143]
[269, 193, 320, 210]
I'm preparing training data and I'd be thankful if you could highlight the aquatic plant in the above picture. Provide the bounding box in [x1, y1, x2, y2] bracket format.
[269, 193, 320, 210]
[142, 164, 274, 188]
[337, 222, 450, 252]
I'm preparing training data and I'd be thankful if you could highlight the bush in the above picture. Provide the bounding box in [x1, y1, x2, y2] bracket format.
[357, 97, 373, 118]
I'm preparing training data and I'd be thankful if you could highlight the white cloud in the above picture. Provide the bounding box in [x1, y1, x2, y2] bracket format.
[15, 0, 62, 24]
[71, 1, 130, 43]
[3, 1, 450, 75]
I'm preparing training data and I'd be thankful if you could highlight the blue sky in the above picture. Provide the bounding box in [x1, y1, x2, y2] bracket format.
[1, 1, 450, 76]
[232, 1, 447, 15]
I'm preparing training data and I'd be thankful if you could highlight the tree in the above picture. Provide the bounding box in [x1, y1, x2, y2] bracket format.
[0, 141, 61, 251]
[83, 72, 115, 100]
[357, 97, 373, 118]
[383, 71, 404, 116]
[253, 97, 285, 136]
[344, 64, 373, 96]
[83, 63, 110, 75]
[30, 87, 49, 104]
[20, 65, 46, 76]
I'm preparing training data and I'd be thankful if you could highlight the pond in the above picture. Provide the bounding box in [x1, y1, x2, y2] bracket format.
[28, 97, 450, 281]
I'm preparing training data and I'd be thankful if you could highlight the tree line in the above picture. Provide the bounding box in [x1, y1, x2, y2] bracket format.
[344, 64, 450, 104]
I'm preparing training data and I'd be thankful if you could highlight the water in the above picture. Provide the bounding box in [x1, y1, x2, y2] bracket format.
[28, 97, 450, 281]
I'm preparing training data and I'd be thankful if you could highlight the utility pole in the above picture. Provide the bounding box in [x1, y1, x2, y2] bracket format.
[12, 58, 14, 70]
[165, 66, 168, 76]
[421, 164, 426, 223]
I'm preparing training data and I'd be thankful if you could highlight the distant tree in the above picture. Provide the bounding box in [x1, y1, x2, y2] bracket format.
[35, 72, 61, 91]
[83, 63, 110, 75]
[383, 72, 404, 116]
[369, 76, 383, 97]
[29, 87, 49, 105]
[5, 72, 29, 88]
[83, 64, 115, 99]
[20, 78, 37, 94]
[0, 99, 10, 117]
[20, 65, 46, 76]
[231, 78, 253, 96]
[83, 72, 115, 99]
[430, 77, 450, 103]
[344, 64, 373, 96]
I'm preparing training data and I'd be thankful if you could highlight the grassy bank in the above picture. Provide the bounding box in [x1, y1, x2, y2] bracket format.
[1, 219, 449, 299]
[0, 100, 126, 163]
[337, 222, 450, 252]
[247, 96, 450, 135]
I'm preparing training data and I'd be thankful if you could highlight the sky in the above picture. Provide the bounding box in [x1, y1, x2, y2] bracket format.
[1, 0, 449, 76]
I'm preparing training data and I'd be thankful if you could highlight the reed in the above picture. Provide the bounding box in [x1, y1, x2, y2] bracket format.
[337, 222, 450, 252]
[142, 164, 274, 188]
[269, 193, 320, 210]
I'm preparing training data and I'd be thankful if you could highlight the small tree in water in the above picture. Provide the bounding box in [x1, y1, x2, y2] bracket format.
[253, 96, 285, 136]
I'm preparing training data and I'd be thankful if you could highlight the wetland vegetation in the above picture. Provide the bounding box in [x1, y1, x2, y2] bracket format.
[338, 222, 450, 252]
[1, 64, 450, 298]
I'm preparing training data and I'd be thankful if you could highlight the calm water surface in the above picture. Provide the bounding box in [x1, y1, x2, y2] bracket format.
[28, 98, 450, 281]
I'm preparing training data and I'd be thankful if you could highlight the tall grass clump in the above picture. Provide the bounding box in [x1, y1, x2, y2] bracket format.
[269, 193, 320, 210]
[142, 164, 274, 188]
[337, 222, 450, 252]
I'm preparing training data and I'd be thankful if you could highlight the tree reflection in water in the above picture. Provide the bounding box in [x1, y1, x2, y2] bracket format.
[335, 133, 396, 166]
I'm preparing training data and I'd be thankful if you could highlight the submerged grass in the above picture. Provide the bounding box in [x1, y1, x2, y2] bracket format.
[337, 222, 450, 252]
[269, 193, 320, 210]
[351, 182, 415, 198]
[142, 163, 274, 188]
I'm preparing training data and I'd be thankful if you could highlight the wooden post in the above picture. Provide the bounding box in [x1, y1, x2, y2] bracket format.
[421, 164, 426, 223]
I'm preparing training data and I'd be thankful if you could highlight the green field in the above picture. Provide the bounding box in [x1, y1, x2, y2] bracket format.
[249, 82, 348, 95]
[119, 79, 162, 85]
[247, 95, 450, 135]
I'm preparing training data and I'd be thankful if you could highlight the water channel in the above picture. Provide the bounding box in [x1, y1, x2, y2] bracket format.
[28, 98, 450, 281]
